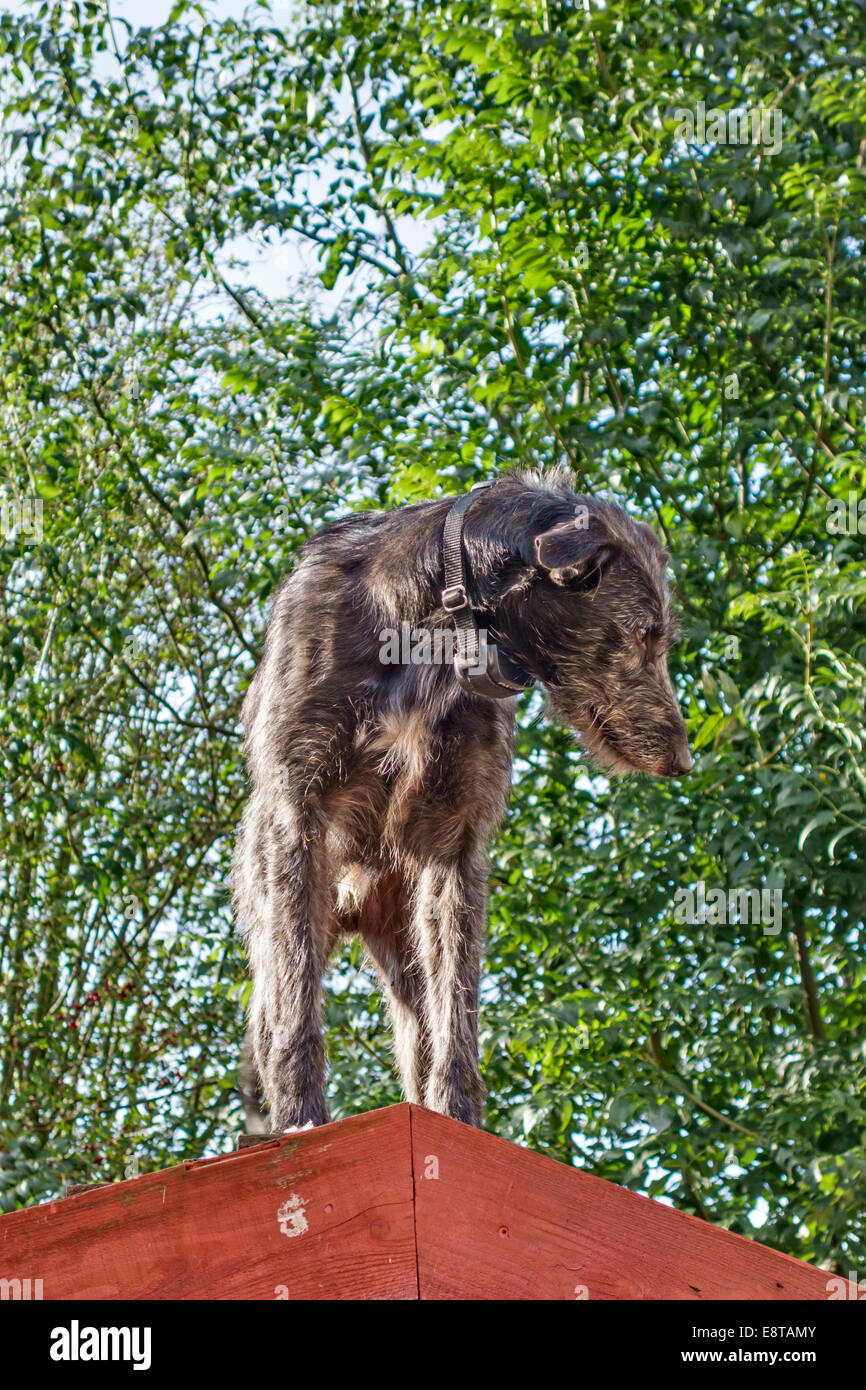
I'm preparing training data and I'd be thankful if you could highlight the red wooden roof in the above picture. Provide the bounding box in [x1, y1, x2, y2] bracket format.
[0, 1103, 841, 1300]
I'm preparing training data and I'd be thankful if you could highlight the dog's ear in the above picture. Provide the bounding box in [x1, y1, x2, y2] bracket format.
[534, 514, 620, 586]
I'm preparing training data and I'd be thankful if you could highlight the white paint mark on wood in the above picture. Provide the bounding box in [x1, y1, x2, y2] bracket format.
[277, 1193, 309, 1239]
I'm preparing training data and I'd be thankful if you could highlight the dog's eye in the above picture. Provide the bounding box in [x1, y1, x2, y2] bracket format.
[635, 628, 650, 646]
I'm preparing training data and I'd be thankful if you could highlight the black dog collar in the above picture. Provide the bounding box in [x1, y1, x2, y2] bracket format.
[441, 482, 535, 700]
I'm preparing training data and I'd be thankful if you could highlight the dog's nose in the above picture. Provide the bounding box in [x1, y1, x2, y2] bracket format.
[670, 747, 694, 775]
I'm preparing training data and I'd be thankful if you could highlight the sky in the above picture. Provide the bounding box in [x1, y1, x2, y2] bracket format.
[4, 0, 260, 21]
[1, 0, 433, 311]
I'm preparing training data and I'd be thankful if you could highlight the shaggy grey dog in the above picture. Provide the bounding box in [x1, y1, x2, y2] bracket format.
[232, 469, 691, 1131]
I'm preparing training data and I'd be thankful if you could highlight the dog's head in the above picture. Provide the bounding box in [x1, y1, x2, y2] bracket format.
[492, 492, 692, 778]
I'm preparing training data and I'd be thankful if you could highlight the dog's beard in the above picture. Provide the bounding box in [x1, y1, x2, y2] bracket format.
[581, 725, 640, 775]
[548, 691, 655, 776]
[579, 705, 643, 775]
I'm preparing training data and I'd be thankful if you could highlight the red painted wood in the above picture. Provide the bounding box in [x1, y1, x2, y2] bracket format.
[410, 1107, 836, 1301]
[0, 1105, 417, 1301]
[0, 1103, 844, 1300]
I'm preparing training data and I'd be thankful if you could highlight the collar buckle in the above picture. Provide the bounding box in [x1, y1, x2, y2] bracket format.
[441, 583, 469, 613]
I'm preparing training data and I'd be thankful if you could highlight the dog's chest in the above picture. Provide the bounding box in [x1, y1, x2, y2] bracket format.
[321, 711, 433, 859]
[364, 709, 432, 787]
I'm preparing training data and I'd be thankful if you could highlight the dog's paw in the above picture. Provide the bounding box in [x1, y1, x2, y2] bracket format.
[283, 1121, 316, 1134]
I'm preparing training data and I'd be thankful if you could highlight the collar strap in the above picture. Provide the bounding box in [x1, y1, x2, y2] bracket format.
[441, 482, 535, 700]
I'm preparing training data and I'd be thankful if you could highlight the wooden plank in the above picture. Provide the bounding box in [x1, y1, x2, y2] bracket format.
[3, 1102, 849, 1301]
[62, 1181, 113, 1198]
[0, 1105, 417, 1301]
[409, 1107, 836, 1301]
[236, 1133, 275, 1150]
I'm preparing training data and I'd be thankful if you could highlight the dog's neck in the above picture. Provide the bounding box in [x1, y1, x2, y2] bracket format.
[378, 480, 577, 691]
[383, 482, 571, 612]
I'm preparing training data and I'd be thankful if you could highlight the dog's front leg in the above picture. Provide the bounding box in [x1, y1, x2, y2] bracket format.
[264, 820, 331, 1131]
[413, 841, 487, 1127]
